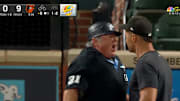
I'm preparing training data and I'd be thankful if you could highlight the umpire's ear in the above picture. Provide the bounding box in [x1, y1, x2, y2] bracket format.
[92, 37, 100, 48]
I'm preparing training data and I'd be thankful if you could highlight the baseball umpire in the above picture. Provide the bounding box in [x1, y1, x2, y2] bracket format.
[120, 16, 172, 101]
[63, 22, 128, 101]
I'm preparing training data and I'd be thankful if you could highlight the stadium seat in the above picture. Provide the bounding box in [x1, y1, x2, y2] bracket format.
[126, 0, 169, 23]
[134, 0, 168, 9]
[126, 0, 180, 50]
[153, 14, 180, 50]
[169, 0, 180, 6]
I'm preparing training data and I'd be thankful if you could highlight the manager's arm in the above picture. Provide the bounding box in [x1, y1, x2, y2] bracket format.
[126, 94, 129, 101]
[63, 88, 78, 101]
[139, 87, 157, 101]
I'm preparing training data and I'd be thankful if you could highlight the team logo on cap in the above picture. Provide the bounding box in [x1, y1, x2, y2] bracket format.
[109, 24, 114, 31]
[130, 27, 134, 31]
[148, 33, 152, 37]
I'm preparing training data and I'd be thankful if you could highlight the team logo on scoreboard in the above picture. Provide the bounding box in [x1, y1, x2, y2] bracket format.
[60, 4, 77, 16]
[25, 4, 35, 13]
[0, 80, 25, 101]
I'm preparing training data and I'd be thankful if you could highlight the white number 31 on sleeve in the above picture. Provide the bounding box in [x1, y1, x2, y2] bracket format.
[67, 75, 81, 86]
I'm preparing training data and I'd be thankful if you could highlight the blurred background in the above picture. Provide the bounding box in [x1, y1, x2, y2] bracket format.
[0, 0, 179, 101]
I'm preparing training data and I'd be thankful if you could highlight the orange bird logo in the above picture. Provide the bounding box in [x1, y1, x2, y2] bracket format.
[25, 4, 35, 13]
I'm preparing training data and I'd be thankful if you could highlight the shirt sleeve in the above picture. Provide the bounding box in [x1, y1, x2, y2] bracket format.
[136, 62, 158, 90]
[65, 64, 88, 92]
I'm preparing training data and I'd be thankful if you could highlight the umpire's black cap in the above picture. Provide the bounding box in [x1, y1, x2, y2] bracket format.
[119, 16, 152, 39]
[88, 22, 121, 40]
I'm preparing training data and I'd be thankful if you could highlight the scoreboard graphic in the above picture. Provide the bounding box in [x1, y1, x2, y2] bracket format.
[60, 4, 77, 16]
[0, 4, 78, 16]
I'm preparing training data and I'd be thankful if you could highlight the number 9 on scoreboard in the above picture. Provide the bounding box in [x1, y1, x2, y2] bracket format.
[16, 5, 21, 12]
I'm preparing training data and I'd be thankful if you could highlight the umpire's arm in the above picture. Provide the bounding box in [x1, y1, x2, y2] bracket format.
[63, 88, 78, 101]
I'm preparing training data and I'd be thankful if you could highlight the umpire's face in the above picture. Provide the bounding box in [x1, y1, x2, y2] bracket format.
[125, 31, 136, 52]
[92, 34, 118, 58]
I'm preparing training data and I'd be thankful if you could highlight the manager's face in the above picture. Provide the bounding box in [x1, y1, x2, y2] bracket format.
[125, 31, 136, 52]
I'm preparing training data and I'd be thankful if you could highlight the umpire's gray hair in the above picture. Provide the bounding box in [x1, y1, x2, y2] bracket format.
[86, 40, 93, 47]
[85, 36, 101, 47]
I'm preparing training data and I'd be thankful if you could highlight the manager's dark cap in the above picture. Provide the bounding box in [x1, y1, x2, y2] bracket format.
[120, 16, 152, 39]
[88, 22, 121, 40]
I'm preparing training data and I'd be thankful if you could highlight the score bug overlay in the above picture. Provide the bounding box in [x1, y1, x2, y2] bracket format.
[0, 4, 78, 16]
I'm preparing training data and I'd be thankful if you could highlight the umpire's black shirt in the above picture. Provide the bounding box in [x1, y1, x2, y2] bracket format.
[129, 51, 172, 101]
[65, 47, 128, 101]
